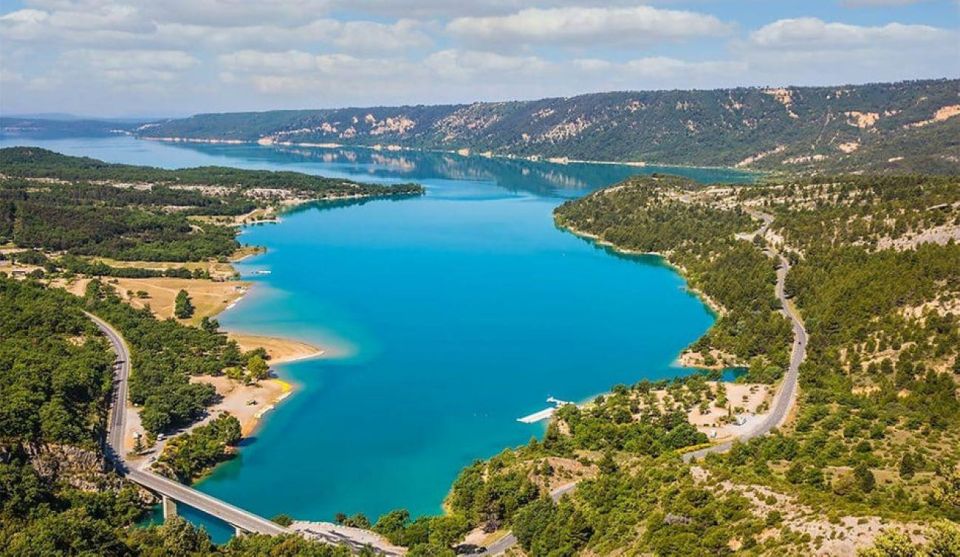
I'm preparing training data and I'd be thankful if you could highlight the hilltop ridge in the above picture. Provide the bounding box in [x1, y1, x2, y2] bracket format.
[137, 79, 960, 174]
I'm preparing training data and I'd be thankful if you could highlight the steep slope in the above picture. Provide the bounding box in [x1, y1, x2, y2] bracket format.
[139, 79, 960, 173]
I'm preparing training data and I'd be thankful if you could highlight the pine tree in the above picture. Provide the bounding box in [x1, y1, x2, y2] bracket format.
[899, 453, 916, 480]
[174, 289, 194, 319]
[247, 354, 270, 382]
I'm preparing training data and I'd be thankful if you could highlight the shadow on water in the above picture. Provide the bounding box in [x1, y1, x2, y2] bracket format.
[235, 436, 258, 448]
[280, 195, 406, 219]
[556, 221, 674, 269]
[140, 501, 236, 542]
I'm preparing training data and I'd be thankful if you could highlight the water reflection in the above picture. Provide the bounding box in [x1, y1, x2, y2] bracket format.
[165, 141, 755, 198]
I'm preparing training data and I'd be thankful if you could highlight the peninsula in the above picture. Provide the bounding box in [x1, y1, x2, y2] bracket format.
[0, 146, 425, 475]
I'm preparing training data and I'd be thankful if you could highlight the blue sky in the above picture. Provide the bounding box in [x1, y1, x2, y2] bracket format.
[1, 0, 958, 117]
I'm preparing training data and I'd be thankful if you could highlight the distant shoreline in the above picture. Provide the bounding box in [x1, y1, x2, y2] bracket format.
[139, 135, 763, 175]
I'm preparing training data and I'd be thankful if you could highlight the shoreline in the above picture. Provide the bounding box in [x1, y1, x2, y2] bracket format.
[560, 222, 726, 317]
[140, 135, 763, 175]
[558, 222, 748, 373]
[212, 297, 326, 437]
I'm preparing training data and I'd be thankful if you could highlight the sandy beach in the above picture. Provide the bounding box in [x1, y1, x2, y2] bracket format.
[229, 332, 325, 364]
[191, 375, 295, 437]
[43, 252, 326, 451]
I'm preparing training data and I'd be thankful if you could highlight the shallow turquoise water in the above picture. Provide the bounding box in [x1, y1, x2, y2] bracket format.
[1, 136, 753, 540]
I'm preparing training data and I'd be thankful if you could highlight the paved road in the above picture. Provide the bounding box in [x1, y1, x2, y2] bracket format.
[87, 311, 289, 536]
[86, 311, 131, 461]
[89, 311, 407, 550]
[127, 468, 290, 535]
[682, 211, 806, 462]
[477, 482, 577, 556]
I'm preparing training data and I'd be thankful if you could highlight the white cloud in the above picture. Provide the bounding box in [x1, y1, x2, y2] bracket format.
[329, 0, 697, 19]
[330, 20, 433, 53]
[47, 4, 149, 32]
[749, 17, 951, 50]
[738, 18, 957, 86]
[447, 6, 733, 46]
[424, 49, 550, 80]
[1, 9, 51, 40]
[2, 1, 956, 116]
[575, 56, 747, 79]
[213, 48, 750, 104]
[60, 49, 198, 82]
[2, 5, 431, 54]
[150, 18, 432, 54]
[22, 0, 335, 27]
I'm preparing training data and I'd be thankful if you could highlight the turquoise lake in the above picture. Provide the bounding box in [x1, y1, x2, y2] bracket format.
[0, 136, 753, 540]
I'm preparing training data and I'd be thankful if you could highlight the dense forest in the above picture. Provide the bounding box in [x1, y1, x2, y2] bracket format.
[3, 145, 960, 555]
[0, 147, 423, 197]
[507, 173, 960, 555]
[81, 279, 257, 436]
[0, 277, 114, 447]
[0, 117, 142, 138]
[0, 147, 422, 261]
[0, 150, 428, 555]
[0, 276, 352, 555]
[138, 79, 960, 174]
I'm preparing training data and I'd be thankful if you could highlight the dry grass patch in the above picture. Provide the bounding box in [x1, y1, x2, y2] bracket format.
[111, 277, 249, 324]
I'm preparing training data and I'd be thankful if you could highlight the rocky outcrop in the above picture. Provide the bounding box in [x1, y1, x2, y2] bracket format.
[138, 78, 960, 173]
[1, 443, 118, 491]
[1, 442, 158, 504]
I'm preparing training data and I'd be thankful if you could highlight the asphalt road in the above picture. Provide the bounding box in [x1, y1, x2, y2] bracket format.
[86, 311, 290, 536]
[682, 210, 806, 462]
[86, 311, 131, 461]
[86, 208, 806, 553]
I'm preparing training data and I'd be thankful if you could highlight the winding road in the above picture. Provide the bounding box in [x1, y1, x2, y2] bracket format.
[681, 210, 806, 462]
[89, 206, 805, 555]
[88, 311, 403, 553]
[88, 311, 290, 536]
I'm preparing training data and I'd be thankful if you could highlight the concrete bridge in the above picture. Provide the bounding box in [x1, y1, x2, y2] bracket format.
[90, 311, 403, 553]
[88, 311, 291, 538]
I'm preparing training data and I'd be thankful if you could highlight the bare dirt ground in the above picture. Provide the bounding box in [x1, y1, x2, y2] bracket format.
[685, 382, 773, 441]
[110, 276, 250, 324]
[530, 456, 598, 493]
[677, 347, 742, 370]
[229, 332, 324, 364]
[190, 375, 293, 437]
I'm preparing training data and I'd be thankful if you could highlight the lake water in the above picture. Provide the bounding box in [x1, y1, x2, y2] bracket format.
[0, 136, 753, 540]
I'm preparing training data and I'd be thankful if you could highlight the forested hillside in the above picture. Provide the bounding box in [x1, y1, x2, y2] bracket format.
[0, 150, 424, 555]
[500, 173, 960, 555]
[301, 174, 960, 557]
[0, 148, 422, 261]
[0, 117, 140, 139]
[139, 79, 960, 174]
[0, 276, 352, 555]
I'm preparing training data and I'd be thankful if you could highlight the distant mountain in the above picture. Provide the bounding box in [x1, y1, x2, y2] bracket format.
[139, 79, 960, 174]
[0, 116, 144, 138]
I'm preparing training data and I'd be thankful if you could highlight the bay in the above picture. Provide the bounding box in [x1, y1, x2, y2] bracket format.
[0, 136, 753, 540]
